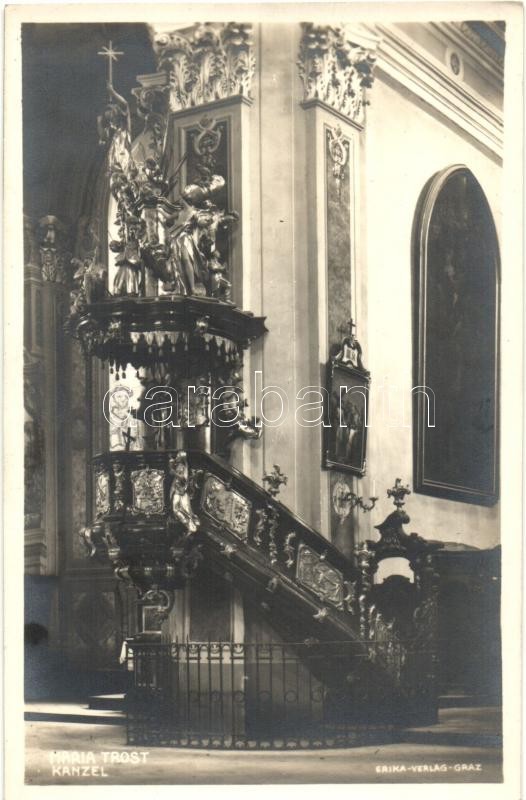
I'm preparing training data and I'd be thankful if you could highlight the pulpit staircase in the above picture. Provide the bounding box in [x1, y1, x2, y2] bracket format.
[67, 52, 440, 745]
[84, 448, 441, 746]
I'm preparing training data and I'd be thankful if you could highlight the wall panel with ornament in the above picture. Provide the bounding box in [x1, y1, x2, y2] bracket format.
[297, 23, 379, 554]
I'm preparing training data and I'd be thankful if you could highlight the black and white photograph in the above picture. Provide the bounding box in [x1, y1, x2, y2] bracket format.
[3, 3, 523, 796]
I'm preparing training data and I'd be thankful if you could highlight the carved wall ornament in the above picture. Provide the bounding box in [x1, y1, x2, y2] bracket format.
[193, 115, 222, 169]
[24, 352, 45, 530]
[327, 125, 349, 199]
[152, 23, 255, 112]
[112, 461, 127, 511]
[38, 215, 70, 284]
[263, 465, 288, 498]
[297, 24, 377, 125]
[95, 469, 111, 516]
[131, 467, 165, 516]
[296, 543, 344, 609]
[201, 473, 251, 540]
[140, 588, 174, 620]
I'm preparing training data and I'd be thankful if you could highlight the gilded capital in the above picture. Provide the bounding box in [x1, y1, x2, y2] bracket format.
[150, 22, 255, 112]
[297, 23, 378, 126]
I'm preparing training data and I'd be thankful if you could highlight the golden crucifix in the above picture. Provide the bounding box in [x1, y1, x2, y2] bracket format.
[97, 40, 123, 90]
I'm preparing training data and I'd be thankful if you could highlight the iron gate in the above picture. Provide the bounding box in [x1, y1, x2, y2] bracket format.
[125, 640, 437, 748]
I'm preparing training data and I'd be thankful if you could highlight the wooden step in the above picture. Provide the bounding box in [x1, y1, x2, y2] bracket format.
[88, 693, 126, 711]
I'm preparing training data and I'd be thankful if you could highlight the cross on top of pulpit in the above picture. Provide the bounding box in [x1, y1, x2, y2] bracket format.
[387, 478, 411, 509]
[337, 318, 356, 343]
[122, 427, 136, 452]
[97, 40, 124, 88]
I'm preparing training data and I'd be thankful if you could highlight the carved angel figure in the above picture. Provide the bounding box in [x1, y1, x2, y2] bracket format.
[98, 83, 132, 174]
[168, 452, 200, 535]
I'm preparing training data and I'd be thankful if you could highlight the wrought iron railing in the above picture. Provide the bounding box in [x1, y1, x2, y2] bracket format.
[125, 640, 437, 748]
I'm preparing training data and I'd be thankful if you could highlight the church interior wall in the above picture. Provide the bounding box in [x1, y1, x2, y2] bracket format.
[22, 19, 504, 692]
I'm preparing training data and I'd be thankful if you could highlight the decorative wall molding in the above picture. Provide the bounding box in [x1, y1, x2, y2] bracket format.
[326, 124, 350, 199]
[370, 23, 503, 158]
[150, 23, 255, 112]
[37, 215, 71, 286]
[24, 214, 72, 575]
[297, 24, 378, 126]
[458, 22, 505, 69]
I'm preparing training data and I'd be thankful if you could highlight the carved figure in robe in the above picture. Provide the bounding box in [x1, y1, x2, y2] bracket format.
[109, 385, 136, 451]
[164, 174, 236, 298]
[110, 215, 143, 297]
[70, 254, 107, 313]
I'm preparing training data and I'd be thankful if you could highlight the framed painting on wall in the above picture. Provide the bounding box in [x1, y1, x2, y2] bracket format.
[412, 165, 500, 506]
[324, 333, 370, 477]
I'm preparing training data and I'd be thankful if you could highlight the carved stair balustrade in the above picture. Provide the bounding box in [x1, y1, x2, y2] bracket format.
[84, 448, 363, 646]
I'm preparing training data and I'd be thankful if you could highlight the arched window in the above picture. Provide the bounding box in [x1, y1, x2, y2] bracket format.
[412, 165, 499, 506]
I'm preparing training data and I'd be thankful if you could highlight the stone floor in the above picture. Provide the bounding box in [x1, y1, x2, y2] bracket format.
[24, 705, 502, 785]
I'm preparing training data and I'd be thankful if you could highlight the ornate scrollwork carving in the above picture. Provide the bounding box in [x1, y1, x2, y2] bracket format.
[253, 508, 267, 547]
[95, 467, 111, 517]
[193, 115, 222, 168]
[263, 465, 288, 498]
[284, 532, 296, 569]
[327, 125, 349, 199]
[267, 507, 279, 566]
[387, 477, 411, 508]
[152, 23, 255, 112]
[140, 588, 174, 621]
[112, 460, 127, 511]
[313, 606, 329, 622]
[266, 576, 280, 594]
[130, 467, 165, 516]
[297, 24, 377, 125]
[220, 542, 237, 559]
[343, 579, 357, 612]
[201, 474, 251, 540]
[296, 543, 345, 609]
